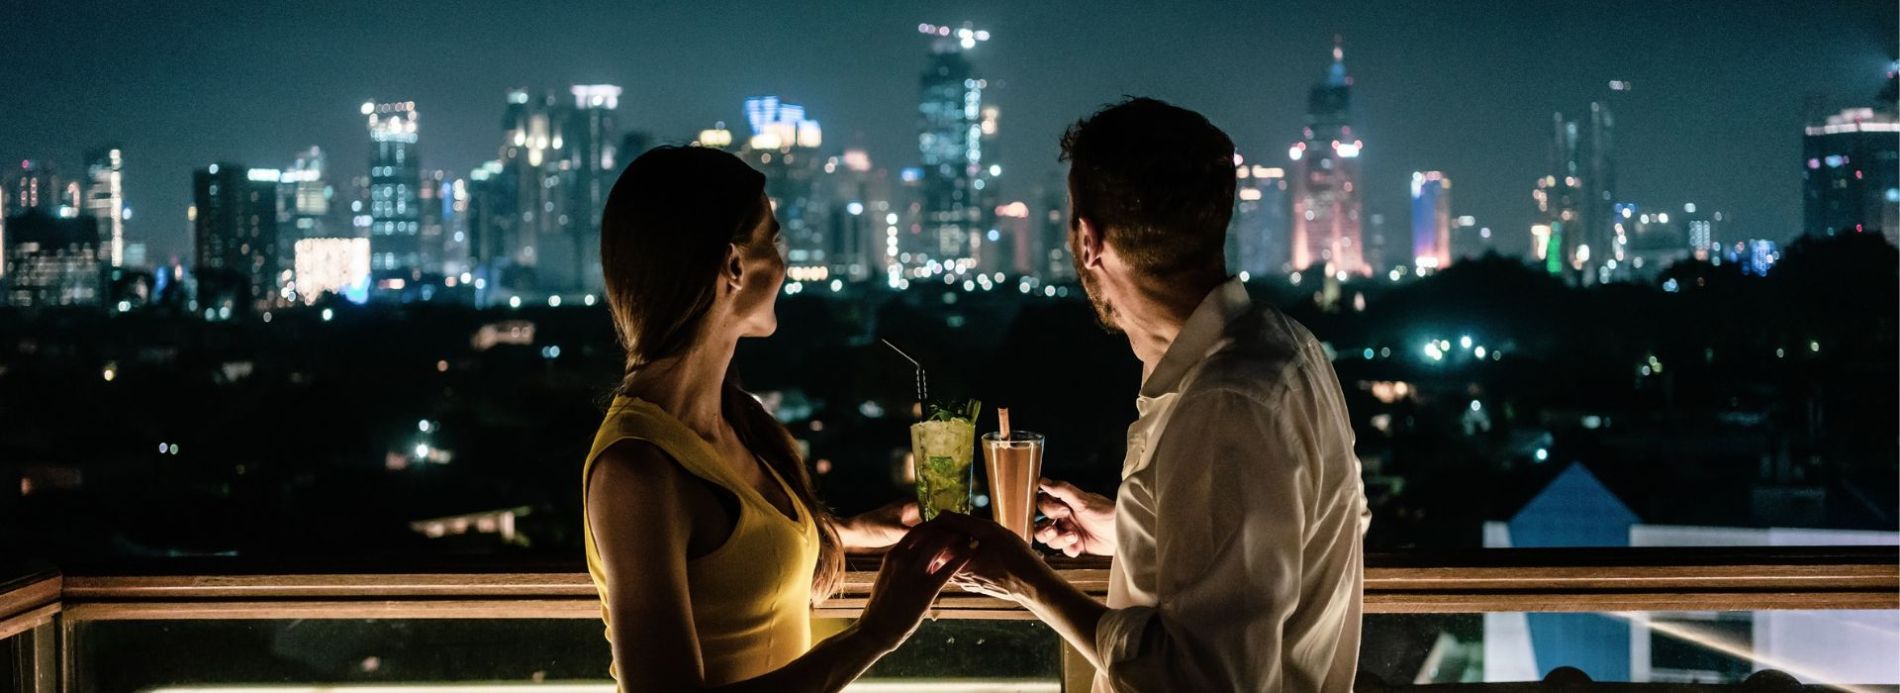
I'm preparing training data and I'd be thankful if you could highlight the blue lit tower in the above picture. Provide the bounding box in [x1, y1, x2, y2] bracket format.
[1410, 171, 1451, 271]
[916, 21, 994, 273]
[363, 101, 422, 281]
[739, 96, 830, 281]
[1289, 36, 1368, 276]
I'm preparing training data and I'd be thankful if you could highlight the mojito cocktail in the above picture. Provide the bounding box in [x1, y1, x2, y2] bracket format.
[911, 416, 975, 520]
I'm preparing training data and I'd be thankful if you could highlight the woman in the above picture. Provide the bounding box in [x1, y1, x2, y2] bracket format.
[583, 146, 972, 691]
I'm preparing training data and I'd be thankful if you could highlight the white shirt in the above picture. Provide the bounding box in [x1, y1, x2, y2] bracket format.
[1094, 278, 1370, 693]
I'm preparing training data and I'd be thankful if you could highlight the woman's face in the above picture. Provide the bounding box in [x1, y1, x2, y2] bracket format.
[726, 193, 786, 338]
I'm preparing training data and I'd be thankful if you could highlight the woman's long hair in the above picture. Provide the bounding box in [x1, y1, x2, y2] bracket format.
[599, 145, 842, 602]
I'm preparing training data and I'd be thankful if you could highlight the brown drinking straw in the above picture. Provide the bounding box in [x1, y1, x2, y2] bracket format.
[998, 407, 1011, 439]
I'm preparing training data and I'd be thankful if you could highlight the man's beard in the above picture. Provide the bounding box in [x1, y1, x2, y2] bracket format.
[1074, 259, 1120, 334]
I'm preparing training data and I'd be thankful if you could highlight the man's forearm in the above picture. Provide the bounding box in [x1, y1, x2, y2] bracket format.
[1017, 559, 1109, 671]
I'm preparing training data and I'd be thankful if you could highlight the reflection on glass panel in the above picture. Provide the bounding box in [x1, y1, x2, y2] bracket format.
[1360, 611, 1900, 685]
[857, 617, 1061, 686]
[75, 619, 610, 692]
[74, 618, 1059, 693]
[1, 629, 19, 688]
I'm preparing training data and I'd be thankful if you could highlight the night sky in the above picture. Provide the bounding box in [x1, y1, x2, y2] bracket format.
[3, 1, 1893, 263]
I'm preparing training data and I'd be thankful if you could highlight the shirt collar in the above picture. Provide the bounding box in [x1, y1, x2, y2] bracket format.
[1138, 276, 1251, 400]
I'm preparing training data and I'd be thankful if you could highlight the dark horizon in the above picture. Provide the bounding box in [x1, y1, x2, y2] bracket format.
[2, 0, 1894, 262]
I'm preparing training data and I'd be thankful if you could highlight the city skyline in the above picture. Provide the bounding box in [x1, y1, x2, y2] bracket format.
[1, 1, 1894, 264]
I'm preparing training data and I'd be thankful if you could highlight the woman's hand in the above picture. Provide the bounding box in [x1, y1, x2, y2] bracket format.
[836, 499, 921, 553]
[855, 523, 975, 651]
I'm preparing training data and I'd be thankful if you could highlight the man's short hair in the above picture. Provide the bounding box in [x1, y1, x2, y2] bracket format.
[1060, 97, 1236, 279]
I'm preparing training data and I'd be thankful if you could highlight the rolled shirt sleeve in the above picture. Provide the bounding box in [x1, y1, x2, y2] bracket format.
[1094, 385, 1322, 692]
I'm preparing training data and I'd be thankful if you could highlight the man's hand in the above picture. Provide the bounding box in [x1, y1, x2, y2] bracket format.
[835, 499, 922, 553]
[1034, 478, 1117, 557]
[928, 512, 1047, 604]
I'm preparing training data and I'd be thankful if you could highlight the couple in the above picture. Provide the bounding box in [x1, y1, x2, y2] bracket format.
[582, 97, 1370, 692]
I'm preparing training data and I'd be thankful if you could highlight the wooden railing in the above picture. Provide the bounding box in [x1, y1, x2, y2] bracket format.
[26, 546, 1893, 624]
[4, 547, 1896, 691]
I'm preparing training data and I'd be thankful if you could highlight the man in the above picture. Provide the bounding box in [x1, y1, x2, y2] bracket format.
[937, 97, 1370, 692]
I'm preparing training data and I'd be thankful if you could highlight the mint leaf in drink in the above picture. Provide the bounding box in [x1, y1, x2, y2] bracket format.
[926, 398, 982, 423]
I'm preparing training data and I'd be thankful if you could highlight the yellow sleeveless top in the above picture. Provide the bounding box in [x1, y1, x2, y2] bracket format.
[582, 396, 820, 686]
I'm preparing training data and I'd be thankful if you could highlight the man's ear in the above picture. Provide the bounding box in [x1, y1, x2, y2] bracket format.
[1074, 217, 1107, 271]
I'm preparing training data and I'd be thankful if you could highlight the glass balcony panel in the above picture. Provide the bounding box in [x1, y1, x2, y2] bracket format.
[1359, 611, 1900, 686]
[70, 618, 1061, 692]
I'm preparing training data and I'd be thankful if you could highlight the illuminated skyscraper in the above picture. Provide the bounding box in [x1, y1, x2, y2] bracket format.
[1, 210, 101, 307]
[4, 160, 68, 217]
[1035, 174, 1073, 284]
[363, 101, 422, 280]
[1410, 171, 1452, 272]
[83, 146, 126, 267]
[1584, 102, 1618, 277]
[496, 88, 577, 295]
[1803, 108, 1900, 242]
[192, 163, 281, 313]
[1232, 163, 1290, 278]
[739, 96, 830, 282]
[1533, 113, 1584, 277]
[916, 22, 995, 273]
[567, 85, 621, 293]
[278, 147, 331, 239]
[1536, 102, 1618, 282]
[1289, 37, 1368, 277]
[823, 146, 885, 283]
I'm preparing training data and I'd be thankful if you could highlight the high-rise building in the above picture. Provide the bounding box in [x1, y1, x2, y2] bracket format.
[1536, 102, 1619, 283]
[83, 146, 127, 267]
[1803, 108, 1900, 242]
[1035, 175, 1074, 284]
[1, 210, 102, 307]
[567, 85, 621, 293]
[4, 160, 69, 217]
[983, 200, 1034, 276]
[364, 101, 422, 282]
[1584, 102, 1618, 276]
[739, 96, 830, 284]
[463, 159, 511, 295]
[441, 177, 472, 278]
[1533, 114, 1585, 278]
[418, 169, 450, 276]
[1231, 163, 1290, 278]
[192, 163, 281, 313]
[1410, 171, 1452, 272]
[823, 146, 885, 283]
[278, 147, 332, 240]
[1289, 37, 1369, 277]
[916, 22, 996, 274]
[497, 89, 576, 295]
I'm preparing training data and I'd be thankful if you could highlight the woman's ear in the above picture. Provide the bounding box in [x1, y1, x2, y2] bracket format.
[722, 242, 746, 294]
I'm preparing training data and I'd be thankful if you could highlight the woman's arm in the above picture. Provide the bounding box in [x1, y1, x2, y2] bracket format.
[588, 444, 966, 692]
[830, 499, 921, 553]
